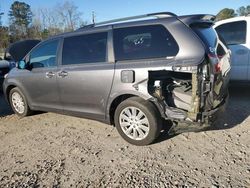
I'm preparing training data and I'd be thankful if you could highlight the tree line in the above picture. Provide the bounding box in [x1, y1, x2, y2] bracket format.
[0, 1, 85, 52]
[0, 1, 249, 53]
[216, 5, 250, 21]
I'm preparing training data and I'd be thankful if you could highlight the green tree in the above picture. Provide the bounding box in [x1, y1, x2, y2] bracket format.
[216, 8, 236, 21]
[0, 7, 8, 53]
[0, 26, 9, 51]
[8, 1, 32, 41]
[237, 5, 250, 16]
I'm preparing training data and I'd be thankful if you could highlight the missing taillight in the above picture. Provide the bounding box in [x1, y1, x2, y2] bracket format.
[208, 53, 222, 73]
[215, 62, 222, 73]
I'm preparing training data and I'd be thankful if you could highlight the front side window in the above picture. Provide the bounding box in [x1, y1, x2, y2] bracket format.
[215, 21, 247, 45]
[113, 25, 179, 61]
[30, 40, 59, 68]
[62, 32, 108, 65]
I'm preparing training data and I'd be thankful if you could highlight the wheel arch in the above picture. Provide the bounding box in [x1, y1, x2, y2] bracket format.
[5, 84, 31, 108]
[5, 85, 17, 103]
[108, 94, 137, 125]
[108, 93, 163, 125]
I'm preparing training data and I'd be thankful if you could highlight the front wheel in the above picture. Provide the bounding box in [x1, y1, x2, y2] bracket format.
[9, 87, 33, 117]
[114, 97, 162, 146]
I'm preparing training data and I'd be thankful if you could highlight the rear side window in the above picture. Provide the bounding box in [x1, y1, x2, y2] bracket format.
[113, 25, 179, 61]
[62, 32, 107, 65]
[30, 39, 59, 69]
[215, 21, 247, 45]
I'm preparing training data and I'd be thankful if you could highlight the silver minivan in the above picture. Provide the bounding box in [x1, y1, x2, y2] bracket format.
[3, 13, 231, 145]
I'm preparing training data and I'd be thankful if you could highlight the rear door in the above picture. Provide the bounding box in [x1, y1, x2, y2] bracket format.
[215, 20, 249, 81]
[57, 31, 114, 120]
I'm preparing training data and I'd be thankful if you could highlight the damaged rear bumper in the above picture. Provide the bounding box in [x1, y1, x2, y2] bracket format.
[202, 94, 229, 124]
[167, 95, 228, 135]
[152, 92, 228, 123]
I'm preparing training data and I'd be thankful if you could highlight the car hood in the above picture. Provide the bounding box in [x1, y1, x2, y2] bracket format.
[5, 40, 41, 62]
[0, 60, 10, 68]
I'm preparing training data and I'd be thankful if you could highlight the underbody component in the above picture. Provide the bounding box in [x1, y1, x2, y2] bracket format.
[148, 66, 211, 123]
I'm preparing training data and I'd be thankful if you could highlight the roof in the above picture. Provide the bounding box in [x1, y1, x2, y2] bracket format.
[48, 13, 216, 40]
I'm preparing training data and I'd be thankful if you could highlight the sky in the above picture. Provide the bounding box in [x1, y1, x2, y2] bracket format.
[0, 0, 249, 25]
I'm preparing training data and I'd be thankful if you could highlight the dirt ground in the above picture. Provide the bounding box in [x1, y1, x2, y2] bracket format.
[0, 86, 249, 187]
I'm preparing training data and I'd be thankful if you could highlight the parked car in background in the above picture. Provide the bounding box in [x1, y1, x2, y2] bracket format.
[0, 52, 15, 91]
[0, 40, 40, 91]
[214, 16, 250, 82]
[3, 13, 231, 145]
[0, 59, 11, 90]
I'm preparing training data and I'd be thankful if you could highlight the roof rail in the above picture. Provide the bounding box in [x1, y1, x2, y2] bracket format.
[95, 12, 177, 26]
[78, 12, 177, 30]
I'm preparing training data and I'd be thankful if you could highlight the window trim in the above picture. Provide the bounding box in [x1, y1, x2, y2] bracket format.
[115, 56, 174, 64]
[60, 31, 109, 67]
[113, 24, 179, 62]
[215, 20, 247, 46]
[28, 38, 61, 70]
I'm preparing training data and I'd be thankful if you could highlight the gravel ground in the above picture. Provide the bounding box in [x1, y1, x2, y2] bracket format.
[0, 86, 249, 187]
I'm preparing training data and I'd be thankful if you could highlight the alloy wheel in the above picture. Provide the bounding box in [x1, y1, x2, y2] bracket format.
[119, 106, 150, 140]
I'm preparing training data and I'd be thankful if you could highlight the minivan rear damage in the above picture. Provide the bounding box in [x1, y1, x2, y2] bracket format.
[147, 59, 228, 127]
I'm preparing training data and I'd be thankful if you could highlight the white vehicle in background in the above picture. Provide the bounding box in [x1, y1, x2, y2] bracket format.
[214, 16, 250, 82]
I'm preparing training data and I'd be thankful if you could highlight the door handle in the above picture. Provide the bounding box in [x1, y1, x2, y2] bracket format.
[58, 71, 68, 78]
[46, 71, 55, 78]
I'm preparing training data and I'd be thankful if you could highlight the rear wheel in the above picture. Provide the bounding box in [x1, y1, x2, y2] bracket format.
[9, 87, 33, 117]
[114, 97, 162, 146]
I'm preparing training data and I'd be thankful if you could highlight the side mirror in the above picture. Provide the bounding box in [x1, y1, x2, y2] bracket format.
[18, 60, 27, 69]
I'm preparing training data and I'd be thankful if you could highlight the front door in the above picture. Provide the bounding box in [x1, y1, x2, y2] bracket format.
[57, 31, 114, 120]
[20, 39, 62, 110]
[215, 20, 249, 81]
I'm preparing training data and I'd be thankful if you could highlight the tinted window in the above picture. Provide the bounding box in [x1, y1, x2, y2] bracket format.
[217, 44, 226, 57]
[217, 34, 228, 49]
[62, 32, 107, 65]
[30, 40, 59, 68]
[215, 21, 247, 45]
[192, 26, 218, 49]
[113, 25, 179, 61]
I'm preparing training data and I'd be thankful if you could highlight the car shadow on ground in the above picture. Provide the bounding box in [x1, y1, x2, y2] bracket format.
[0, 92, 45, 117]
[1, 86, 249, 144]
[156, 85, 250, 144]
[0, 93, 13, 117]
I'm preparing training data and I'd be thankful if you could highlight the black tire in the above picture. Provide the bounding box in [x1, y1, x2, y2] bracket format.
[114, 97, 162, 146]
[9, 87, 33, 117]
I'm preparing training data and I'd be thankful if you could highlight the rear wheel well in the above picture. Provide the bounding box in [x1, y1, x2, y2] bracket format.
[109, 94, 136, 125]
